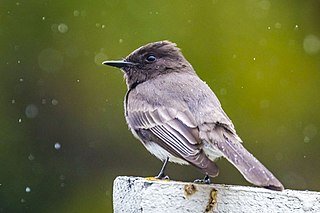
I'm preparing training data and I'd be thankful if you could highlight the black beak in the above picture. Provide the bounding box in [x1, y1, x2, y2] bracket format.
[102, 60, 136, 68]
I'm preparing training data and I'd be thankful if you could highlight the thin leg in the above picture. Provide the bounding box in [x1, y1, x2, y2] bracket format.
[155, 157, 170, 180]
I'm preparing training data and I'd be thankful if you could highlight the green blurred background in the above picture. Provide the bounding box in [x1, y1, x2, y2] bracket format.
[1, 0, 320, 212]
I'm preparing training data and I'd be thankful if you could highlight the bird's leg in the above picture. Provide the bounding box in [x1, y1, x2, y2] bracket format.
[155, 157, 170, 180]
[193, 174, 211, 184]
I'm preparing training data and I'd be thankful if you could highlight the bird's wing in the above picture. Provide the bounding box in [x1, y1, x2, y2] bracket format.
[127, 107, 219, 177]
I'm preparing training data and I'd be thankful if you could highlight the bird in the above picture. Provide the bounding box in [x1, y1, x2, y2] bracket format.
[102, 40, 284, 191]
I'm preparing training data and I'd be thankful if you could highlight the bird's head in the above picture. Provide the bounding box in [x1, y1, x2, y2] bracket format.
[103, 41, 193, 88]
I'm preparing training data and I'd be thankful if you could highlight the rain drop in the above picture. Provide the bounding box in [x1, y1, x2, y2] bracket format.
[54, 142, 61, 150]
[25, 104, 39, 119]
[303, 34, 320, 55]
[25, 187, 31, 193]
[274, 22, 282, 29]
[28, 154, 35, 161]
[73, 10, 80, 16]
[304, 136, 310, 143]
[94, 52, 108, 65]
[51, 99, 58, 105]
[58, 23, 68, 33]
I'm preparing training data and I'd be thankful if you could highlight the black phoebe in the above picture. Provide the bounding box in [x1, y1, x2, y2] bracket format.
[103, 41, 284, 191]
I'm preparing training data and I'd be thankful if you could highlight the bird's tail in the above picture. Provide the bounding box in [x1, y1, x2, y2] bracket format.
[204, 126, 284, 191]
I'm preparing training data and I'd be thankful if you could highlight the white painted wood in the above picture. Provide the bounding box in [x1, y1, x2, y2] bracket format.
[113, 176, 320, 213]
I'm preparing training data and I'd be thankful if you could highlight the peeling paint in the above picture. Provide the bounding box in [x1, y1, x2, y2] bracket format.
[205, 188, 217, 212]
[184, 184, 197, 196]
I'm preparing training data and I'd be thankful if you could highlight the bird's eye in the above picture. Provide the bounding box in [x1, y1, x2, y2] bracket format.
[145, 55, 156, 62]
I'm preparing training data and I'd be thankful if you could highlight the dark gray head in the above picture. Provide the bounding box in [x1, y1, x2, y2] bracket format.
[103, 41, 194, 88]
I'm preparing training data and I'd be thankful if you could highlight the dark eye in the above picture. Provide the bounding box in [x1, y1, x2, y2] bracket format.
[146, 55, 156, 62]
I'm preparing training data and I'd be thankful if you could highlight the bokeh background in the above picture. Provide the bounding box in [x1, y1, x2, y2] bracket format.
[1, 0, 320, 212]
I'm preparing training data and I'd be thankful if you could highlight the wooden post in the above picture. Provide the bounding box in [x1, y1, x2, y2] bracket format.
[113, 176, 320, 213]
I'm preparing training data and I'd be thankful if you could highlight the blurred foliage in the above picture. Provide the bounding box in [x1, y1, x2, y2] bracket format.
[1, 0, 320, 212]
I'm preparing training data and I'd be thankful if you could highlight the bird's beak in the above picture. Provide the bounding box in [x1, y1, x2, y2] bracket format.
[102, 60, 136, 68]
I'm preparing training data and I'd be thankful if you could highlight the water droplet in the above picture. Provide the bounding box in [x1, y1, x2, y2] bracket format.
[253, 57, 256, 61]
[119, 39, 123, 43]
[16, 2, 21, 6]
[51, 24, 58, 32]
[303, 34, 320, 55]
[58, 23, 68, 33]
[11, 99, 16, 104]
[274, 22, 282, 29]
[54, 142, 61, 150]
[73, 10, 80, 16]
[42, 16, 46, 20]
[76, 79, 80, 83]
[18, 118, 22, 123]
[294, 24, 299, 30]
[101, 24, 105, 29]
[25, 187, 31, 193]
[267, 26, 271, 30]
[17, 60, 21, 64]
[304, 136, 310, 143]
[28, 154, 35, 161]
[94, 52, 108, 65]
[20, 198, 25, 203]
[51, 99, 58, 105]
[19, 78, 24, 82]
[25, 104, 39, 119]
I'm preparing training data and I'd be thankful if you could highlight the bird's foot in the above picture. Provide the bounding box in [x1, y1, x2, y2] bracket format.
[193, 174, 211, 184]
[154, 173, 170, 180]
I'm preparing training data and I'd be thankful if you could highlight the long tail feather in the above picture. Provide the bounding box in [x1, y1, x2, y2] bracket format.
[204, 126, 284, 191]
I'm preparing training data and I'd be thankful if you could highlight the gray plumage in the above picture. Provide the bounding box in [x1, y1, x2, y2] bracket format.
[103, 40, 284, 191]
